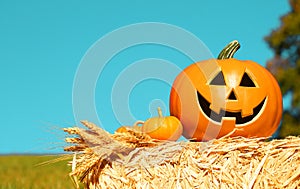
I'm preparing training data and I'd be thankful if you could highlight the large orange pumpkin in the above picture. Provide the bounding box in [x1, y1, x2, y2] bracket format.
[169, 40, 282, 141]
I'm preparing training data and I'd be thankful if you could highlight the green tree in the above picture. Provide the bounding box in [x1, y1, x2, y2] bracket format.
[265, 0, 300, 138]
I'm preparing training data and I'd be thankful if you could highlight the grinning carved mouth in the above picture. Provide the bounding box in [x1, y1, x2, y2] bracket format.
[197, 91, 266, 124]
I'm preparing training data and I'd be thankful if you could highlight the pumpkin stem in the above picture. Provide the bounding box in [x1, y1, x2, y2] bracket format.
[217, 40, 240, 59]
[157, 107, 163, 117]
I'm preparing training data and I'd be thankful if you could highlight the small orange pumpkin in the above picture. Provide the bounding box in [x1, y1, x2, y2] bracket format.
[141, 107, 183, 141]
[170, 40, 282, 141]
[115, 125, 139, 133]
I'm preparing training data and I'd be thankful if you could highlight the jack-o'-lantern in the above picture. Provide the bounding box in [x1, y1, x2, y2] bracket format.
[169, 40, 282, 141]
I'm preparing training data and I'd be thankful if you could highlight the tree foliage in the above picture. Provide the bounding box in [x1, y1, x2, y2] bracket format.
[265, 0, 300, 138]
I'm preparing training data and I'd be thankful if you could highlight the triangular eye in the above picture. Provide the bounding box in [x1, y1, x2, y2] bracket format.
[210, 72, 226, 85]
[240, 72, 256, 87]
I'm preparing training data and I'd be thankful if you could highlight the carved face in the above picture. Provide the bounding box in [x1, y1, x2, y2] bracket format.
[170, 58, 282, 141]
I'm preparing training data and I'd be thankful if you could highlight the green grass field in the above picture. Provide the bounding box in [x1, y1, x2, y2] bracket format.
[0, 155, 76, 189]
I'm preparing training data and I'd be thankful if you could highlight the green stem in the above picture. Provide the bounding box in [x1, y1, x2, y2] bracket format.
[217, 40, 241, 59]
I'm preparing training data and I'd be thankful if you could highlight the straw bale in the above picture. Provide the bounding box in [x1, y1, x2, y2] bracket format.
[64, 121, 300, 189]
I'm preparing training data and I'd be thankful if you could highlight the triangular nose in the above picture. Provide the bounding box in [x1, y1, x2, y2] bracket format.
[228, 90, 237, 100]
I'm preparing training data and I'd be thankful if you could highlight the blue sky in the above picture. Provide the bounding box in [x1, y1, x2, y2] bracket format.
[0, 1, 290, 153]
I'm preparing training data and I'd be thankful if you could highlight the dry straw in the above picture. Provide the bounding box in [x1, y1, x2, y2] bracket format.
[64, 120, 300, 189]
